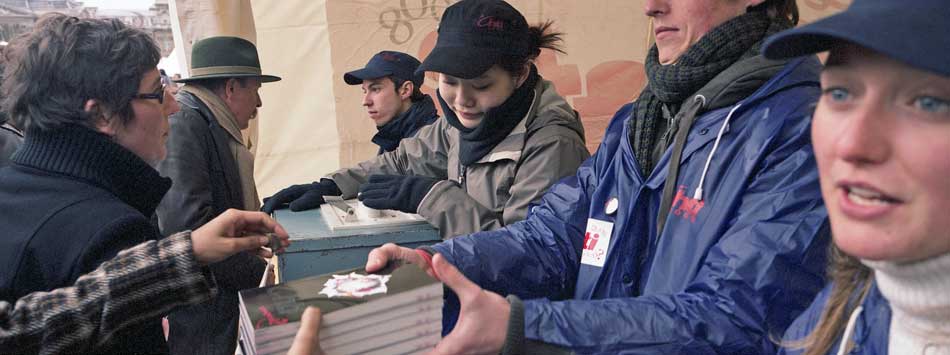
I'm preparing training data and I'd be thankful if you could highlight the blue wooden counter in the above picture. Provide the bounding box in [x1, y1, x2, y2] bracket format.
[273, 208, 441, 282]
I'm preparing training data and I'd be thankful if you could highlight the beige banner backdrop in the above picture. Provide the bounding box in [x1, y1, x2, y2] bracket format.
[173, 0, 850, 198]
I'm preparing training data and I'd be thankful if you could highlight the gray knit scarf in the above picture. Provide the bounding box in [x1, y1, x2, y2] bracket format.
[631, 11, 791, 175]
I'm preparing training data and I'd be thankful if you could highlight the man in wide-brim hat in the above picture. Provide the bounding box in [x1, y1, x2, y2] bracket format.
[155, 36, 281, 355]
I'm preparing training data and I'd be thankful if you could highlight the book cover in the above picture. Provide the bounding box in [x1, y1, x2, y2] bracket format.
[238, 264, 442, 355]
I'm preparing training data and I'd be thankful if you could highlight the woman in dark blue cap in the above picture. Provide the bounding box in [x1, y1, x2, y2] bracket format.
[264, 0, 589, 239]
[763, 0, 950, 354]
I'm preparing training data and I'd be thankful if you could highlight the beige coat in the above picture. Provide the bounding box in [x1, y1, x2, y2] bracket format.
[329, 79, 589, 238]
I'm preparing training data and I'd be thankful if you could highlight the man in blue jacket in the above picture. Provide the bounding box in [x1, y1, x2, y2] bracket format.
[366, 0, 830, 353]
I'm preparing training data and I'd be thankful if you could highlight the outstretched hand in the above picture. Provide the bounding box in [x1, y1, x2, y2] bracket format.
[426, 254, 509, 355]
[358, 174, 438, 213]
[190, 209, 290, 265]
[365, 243, 436, 279]
[262, 180, 341, 214]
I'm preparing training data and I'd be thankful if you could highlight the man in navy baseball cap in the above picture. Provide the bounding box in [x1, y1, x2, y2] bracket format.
[762, 0, 950, 77]
[343, 51, 437, 154]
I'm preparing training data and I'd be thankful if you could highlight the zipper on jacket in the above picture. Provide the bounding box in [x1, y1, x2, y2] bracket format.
[458, 163, 467, 190]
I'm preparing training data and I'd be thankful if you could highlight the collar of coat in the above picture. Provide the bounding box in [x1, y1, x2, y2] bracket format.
[13, 124, 171, 217]
[180, 84, 248, 148]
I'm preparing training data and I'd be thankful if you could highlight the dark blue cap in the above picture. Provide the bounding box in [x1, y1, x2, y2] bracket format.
[344, 50, 423, 86]
[763, 0, 950, 77]
[416, 0, 532, 79]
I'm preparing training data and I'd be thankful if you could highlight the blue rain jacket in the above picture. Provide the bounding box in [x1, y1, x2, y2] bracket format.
[431, 57, 830, 354]
[779, 282, 891, 355]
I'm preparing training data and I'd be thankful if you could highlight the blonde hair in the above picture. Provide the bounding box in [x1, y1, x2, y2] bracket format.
[784, 245, 873, 355]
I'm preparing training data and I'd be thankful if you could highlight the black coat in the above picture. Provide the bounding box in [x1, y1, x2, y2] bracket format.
[156, 90, 266, 355]
[0, 125, 172, 354]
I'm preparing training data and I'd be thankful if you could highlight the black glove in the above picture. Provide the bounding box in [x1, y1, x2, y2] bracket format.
[358, 174, 439, 214]
[261, 179, 341, 214]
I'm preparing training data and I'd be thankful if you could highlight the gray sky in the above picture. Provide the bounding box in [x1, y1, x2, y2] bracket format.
[81, 0, 154, 10]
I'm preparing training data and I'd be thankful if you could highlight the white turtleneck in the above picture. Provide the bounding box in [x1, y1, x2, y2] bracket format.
[864, 253, 950, 355]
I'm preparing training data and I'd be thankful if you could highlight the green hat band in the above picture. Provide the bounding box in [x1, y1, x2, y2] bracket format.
[190, 65, 262, 77]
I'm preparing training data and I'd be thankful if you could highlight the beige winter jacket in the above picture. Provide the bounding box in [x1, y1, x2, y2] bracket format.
[328, 79, 589, 238]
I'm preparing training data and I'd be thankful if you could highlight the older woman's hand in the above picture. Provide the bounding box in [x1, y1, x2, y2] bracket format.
[190, 209, 290, 265]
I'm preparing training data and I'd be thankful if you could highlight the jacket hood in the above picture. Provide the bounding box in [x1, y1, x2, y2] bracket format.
[527, 79, 586, 143]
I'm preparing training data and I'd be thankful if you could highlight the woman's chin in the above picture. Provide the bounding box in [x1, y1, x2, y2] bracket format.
[458, 115, 483, 129]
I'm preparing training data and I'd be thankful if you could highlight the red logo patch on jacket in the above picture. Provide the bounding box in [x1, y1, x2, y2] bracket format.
[671, 185, 704, 223]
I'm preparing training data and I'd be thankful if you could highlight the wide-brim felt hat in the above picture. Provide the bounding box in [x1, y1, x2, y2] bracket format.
[763, 0, 950, 77]
[175, 36, 282, 83]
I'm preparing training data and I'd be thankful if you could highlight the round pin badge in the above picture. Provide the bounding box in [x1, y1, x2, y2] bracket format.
[605, 197, 619, 216]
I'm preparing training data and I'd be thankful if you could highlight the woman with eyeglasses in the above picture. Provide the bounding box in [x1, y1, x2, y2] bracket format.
[0, 13, 180, 354]
[764, 0, 950, 354]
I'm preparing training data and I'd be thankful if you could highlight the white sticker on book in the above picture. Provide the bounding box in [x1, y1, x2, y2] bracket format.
[581, 218, 613, 267]
[319, 273, 391, 298]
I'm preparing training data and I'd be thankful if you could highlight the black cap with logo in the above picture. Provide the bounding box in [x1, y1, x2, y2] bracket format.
[416, 0, 531, 79]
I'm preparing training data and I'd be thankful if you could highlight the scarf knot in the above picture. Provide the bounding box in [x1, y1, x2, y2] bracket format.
[632, 11, 791, 174]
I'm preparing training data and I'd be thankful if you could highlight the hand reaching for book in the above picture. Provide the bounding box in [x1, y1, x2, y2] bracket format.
[426, 254, 508, 355]
[365, 243, 437, 279]
[191, 209, 290, 265]
[287, 307, 326, 355]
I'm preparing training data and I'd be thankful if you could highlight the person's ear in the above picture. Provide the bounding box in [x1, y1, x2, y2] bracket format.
[514, 62, 531, 88]
[225, 78, 239, 99]
[399, 81, 413, 100]
[86, 99, 116, 136]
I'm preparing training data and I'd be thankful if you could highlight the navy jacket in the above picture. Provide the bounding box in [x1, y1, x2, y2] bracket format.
[0, 125, 171, 354]
[371, 94, 438, 154]
[779, 282, 891, 355]
[432, 57, 830, 354]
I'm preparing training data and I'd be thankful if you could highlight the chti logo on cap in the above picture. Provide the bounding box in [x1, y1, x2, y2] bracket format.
[381, 52, 400, 62]
[476, 14, 505, 31]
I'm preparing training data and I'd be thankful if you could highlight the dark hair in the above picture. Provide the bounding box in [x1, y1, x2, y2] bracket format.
[1, 13, 160, 132]
[750, 0, 799, 26]
[497, 20, 565, 78]
[389, 77, 425, 102]
[190, 76, 252, 95]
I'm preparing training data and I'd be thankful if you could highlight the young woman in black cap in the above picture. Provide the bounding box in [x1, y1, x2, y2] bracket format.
[764, 0, 950, 354]
[264, 0, 589, 239]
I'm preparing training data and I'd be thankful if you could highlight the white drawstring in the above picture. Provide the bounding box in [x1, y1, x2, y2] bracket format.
[693, 103, 742, 200]
[835, 305, 864, 355]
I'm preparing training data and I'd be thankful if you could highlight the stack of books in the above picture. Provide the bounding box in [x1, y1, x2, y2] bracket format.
[238, 265, 442, 355]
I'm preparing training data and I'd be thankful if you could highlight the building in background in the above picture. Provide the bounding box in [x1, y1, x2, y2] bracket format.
[0, 0, 171, 56]
[79, 0, 172, 56]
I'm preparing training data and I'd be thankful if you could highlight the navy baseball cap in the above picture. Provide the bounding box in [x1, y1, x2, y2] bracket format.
[344, 51, 424, 86]
[416, 0, 533, 79]
[763, 0, 950, 77]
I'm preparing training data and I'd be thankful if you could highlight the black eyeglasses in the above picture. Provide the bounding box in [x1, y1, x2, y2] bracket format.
[132, 75, 169, 104]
